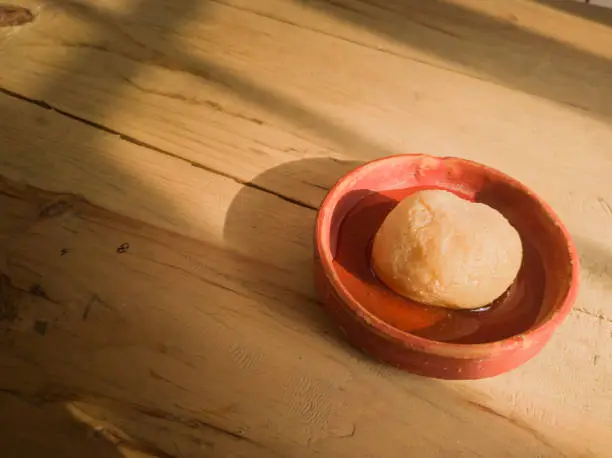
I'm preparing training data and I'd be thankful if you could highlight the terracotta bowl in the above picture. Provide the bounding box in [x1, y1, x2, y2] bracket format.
[314, 154, 579, 380]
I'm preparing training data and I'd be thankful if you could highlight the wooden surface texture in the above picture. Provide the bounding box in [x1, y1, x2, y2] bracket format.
[0, 0, 611, 456]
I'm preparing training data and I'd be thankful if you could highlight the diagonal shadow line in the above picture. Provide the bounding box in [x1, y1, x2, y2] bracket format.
[299, 0, 612, 121]
[36, 0, 393, 161]
[145, 57, 392, 159]
[537, 0, 612, 28]
[7, 0, 208, 223]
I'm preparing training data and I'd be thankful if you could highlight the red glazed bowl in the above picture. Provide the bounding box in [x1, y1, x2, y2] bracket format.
[314, 154, 579, 380]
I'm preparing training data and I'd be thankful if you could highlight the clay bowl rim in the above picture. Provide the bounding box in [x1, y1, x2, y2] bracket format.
[316, 153, 580, 359]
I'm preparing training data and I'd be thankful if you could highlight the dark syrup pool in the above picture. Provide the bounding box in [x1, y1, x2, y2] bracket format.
[332, 188, 546, 344]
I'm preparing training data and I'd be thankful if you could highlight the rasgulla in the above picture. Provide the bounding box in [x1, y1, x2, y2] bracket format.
[371, 190, 523, 310]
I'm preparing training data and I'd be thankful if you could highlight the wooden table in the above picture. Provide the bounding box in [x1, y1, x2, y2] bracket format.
[1, 0, 610, 456]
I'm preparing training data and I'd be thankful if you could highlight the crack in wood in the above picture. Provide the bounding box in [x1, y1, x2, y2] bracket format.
[0, 86, 318, 212]
[354, 0, 464, 37]
[142, 255, 255, 301]
[0, 272, 60, 317]
[148, 369, 194, 394]
[406, 17, 464, 39]
[122, 76, 266, 126]
[299, 179, 330, 192]
[204, 99, 265, 125]
[244, 181, 317, 211]
[324, 0, 370, 18]
[573, 306, 612, 324]
[0, 387, 73, 405]
[465, 400, 568, 457]
[131, 404, 275, 453]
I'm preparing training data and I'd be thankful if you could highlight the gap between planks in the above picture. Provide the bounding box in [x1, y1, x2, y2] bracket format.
[0, 85, 317, 212]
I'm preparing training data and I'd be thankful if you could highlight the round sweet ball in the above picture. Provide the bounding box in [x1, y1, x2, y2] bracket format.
[371, 190, 523, 310]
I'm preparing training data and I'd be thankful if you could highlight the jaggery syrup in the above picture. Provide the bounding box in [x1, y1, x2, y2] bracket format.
[332, 188, 545, 344]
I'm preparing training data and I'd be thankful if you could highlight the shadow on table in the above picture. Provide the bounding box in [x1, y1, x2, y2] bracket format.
[20, 0, 394, 161]
[224, 157, 362, 352]
[1, 0, 603, 455]
[537, 0, 612, 28]
[0, 0, 216, 456]
[302, 0, 612, 122]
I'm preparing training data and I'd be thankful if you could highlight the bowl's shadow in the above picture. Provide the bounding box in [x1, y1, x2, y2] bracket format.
[223, 157, 363, 351]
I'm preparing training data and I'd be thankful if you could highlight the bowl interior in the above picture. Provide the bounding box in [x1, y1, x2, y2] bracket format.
[320, 155, 574, 344]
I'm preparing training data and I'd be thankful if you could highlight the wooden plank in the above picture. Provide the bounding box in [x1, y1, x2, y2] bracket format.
[0, 0, 611, 204]
[1, 76, 612, 323]
[0, 0, 611, 455]
[2, 2, 612, 282]
[2, 0, 612, 315]
[0, 95, 609, 457]
[0, 165, 605, 458]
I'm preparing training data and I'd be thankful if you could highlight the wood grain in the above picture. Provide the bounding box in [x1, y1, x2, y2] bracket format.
[0, 0, 611, 456]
